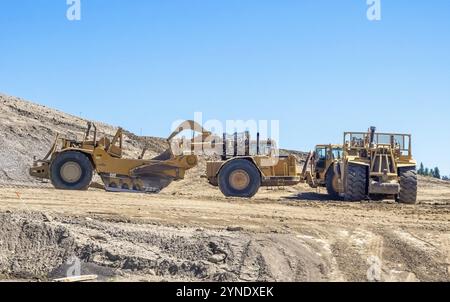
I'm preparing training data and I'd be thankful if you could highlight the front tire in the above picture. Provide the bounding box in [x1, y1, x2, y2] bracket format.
[345, 164, 367, 201]
[398, 167, 418, 204]
[326, 166, 340, 200]
[50, 151, 93, 190]
[218, 159, 261, 198]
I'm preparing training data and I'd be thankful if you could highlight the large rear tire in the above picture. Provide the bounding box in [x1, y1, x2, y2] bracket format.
[398, 167, 418, 204]
[218, 159, 261, 198]
[345, 164, 367, 201]
[50, 151, 93, 190]
[326, 166, 340, 200]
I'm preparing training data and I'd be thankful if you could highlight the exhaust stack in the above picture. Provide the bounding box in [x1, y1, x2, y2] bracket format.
[369, 126, 376, 145]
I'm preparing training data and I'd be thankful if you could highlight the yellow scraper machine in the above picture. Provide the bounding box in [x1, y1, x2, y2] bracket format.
[302, 127, 418, 204]
[30, 121, 210, 193]
[205, 131, 302, 198]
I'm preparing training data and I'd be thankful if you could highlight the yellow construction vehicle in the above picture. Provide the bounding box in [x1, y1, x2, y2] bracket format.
[30, 121, 210, 193]
[340, 127, 417, 203]
[206, 132, 302, 198]
[302, 144, 343, 199]
[304, 127, 417, 204]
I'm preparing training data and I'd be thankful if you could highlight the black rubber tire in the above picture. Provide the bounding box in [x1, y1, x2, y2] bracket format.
[345, 164, 367, 201]
[326, 166, 340, 200]
[218, 159, 261, 198]
[398, 167, 418, 204]
[50, 151, 93, 190]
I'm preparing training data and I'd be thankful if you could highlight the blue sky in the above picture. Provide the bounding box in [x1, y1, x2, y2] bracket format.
[1, 1, 449, 175]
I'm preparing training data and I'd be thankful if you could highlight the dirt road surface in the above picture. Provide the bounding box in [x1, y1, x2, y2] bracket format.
[1, 175, 449, 282]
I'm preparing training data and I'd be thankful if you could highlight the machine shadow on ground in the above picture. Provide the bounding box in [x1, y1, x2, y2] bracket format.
[284, 192, 341, 202]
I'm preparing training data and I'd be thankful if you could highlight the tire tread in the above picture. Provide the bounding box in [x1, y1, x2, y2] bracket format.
[398, 167, 418, 204]
[345, 164, 367, 201]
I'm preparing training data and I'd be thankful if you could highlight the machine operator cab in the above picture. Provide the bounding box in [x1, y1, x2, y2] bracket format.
[314, 145, 343, 174]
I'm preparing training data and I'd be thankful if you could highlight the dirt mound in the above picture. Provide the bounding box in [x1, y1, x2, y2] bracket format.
[0, 212, 77, 279]
[0, 211, 331, 281]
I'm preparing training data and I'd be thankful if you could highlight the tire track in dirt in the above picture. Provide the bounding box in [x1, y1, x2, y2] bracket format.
[377, 228, 449, 282]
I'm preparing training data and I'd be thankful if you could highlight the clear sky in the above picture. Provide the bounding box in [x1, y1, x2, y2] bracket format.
[1, 1, 449, 175]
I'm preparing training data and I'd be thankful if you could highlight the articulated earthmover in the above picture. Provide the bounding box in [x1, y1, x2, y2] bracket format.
[304, 127, 418, 204]
[206, 132, 302, 198]
[30, 121, 210, 193]
[302, 144, 343, 199]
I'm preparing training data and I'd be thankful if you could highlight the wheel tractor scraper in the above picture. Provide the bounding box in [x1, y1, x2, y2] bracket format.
[30, 120, 211, 193]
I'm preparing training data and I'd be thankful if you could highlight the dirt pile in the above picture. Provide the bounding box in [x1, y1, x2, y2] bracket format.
[0, 212, 77, 279]
[0, 211, 332, 281]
